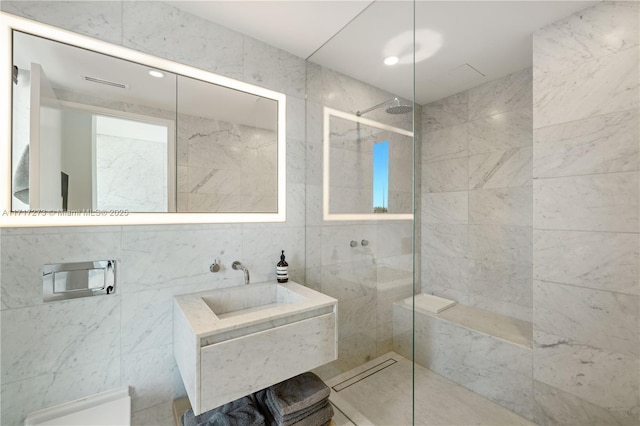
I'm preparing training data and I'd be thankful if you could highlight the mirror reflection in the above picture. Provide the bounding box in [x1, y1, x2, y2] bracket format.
[325, 109, 413, 218]
[11, 31, 280, 214]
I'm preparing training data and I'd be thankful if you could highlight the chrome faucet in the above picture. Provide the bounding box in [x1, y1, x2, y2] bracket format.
[232, 261, 250, 285]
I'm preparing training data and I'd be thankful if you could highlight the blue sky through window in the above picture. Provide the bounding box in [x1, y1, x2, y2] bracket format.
[373, 140, 389, 210]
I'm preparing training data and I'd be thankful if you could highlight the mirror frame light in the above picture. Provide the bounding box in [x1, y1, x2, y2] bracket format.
[0, 13, 286, 227]
[323, 107, 413, 222]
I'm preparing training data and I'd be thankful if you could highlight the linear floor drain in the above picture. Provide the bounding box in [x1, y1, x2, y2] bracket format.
[332, 358, 397, 392]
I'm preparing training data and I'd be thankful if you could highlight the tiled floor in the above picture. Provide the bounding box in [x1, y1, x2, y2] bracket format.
[326, 352, 536, 426]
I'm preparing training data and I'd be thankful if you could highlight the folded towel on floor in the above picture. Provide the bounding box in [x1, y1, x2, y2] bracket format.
[181, 395, 266, 426]
[266, 395, 330, 424]
[266, 372, 331, 417]
[255, 389, 333, 426]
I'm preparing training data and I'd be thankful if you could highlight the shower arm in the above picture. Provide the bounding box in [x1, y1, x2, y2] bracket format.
[356, 98, 398, 116]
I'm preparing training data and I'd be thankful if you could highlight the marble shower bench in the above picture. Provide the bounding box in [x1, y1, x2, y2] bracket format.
[393, 298, 534, 421]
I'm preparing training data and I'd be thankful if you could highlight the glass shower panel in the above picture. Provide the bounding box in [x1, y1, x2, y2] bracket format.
[304, 1, 416, 424]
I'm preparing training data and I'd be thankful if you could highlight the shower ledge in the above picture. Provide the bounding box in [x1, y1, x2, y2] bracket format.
[397, 299, 533, 349]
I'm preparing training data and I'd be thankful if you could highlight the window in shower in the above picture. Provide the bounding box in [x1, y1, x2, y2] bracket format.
[372, 140, 389, 213]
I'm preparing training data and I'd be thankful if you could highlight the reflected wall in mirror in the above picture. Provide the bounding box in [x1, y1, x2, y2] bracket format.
[11, 29, 283, 216]
[176, 76, 278, 213]
[323, 107, 413, 221]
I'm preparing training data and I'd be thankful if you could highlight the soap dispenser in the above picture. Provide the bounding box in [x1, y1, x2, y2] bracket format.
[277, 250, 288, 283]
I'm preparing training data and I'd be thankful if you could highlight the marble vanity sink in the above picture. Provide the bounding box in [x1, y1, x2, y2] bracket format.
[201, 283, 306, 319]
[173, 281, 337, 415]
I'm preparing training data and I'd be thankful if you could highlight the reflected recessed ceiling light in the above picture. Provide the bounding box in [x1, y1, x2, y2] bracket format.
[384, 56, 399, 66]
[148, 70, 164, 78]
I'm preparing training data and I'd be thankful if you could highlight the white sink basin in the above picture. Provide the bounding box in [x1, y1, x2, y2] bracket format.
[201, 283, 307, 319]
[173, 281, 337, 415]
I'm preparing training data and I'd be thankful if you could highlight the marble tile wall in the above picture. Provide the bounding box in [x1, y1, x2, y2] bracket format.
[532, 2, 640, 425]
[393, 304, 534, 420]
[176, 114, 277, 213]
[305, 62, 416, 377]
[0, 2, 307, 425]
[421, 68, 533, 322]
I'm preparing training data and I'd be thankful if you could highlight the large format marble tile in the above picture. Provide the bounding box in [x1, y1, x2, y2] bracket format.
[376, 222, 414, 259]
[1, 229, 122, 309]
[534, 1, 640, 71]
[534, 109, 639, 178]
[422, 192, 468, 224]
[240, 225, 305, 283]
[469, 147, 532, 190]
[1, 296, 120, 384]
[469, 187, 532, 226]
[468, 108, 532, 155]
[533, 230, 639, 295]
[422, 124, 468, 163]
[122, 2, 244, 80]
[421, 255, 469, 301]
[534, 46, 639, 129]
[1, 358, 121, 426]
[534, 280, 639, 356]
[131, 401, 175, 426]
[533, 172, 639, 232]
[533, 380, 638, 426]
[533, 330, 639, 418]
[469, 259, 532, 321]
[320, 224, 378, 266]
[328, 353, 535, 426]
[423, 224, 468, 259]
[120, 227, 242, 293]
[423, 157, 468, 193]
[243, 36, 306, 98]
[422, 319, 534, 419]
[335, 295, 378, 371]
[122, 344, 183, 413]
[422, 92, 468, 132]
[1, 1, 123, 45]
[469, 224, 532, 264]
[468, 68, 533, 121]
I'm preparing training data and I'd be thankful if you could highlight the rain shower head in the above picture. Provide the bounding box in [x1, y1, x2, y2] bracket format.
[385, 98, 413, 115]
[356, 98, 413, 117]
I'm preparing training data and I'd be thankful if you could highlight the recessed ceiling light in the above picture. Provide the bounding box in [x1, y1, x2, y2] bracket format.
[384, 56, 399, 66]
[148, 70, 164, 78]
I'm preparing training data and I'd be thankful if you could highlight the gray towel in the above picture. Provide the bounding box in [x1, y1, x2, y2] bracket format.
[266, 395, 330, 425]
[267, 372, 331, 417]
[255, 389, 333, 426]
[181, 395, 266, 426]
[279, 400, 333, 426]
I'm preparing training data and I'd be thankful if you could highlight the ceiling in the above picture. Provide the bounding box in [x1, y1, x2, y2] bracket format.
[168, 0, 595, 105]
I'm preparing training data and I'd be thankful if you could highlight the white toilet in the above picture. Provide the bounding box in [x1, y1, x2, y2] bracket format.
[24, 387, 131, 426]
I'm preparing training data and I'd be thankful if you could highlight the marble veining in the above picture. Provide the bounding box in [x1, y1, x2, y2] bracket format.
[533, 380, 637, 426]
[533, 230, 639, 295]
[1, 1, 123, 45]
[122, 1, 244, 79]
[469, 147, 533, 190]
[468, 108, 532, 155]
[1, 297, 121, 384]
[533, 330, 639, 416]
[534, 108, 639, 178]
[422, 124, 468, 163]
[422, 191, 468, 224]
[468, 68, 533, 121]
[534, 1, 640, 70]
[534, 46, 640, 129]
[469, 186, 533, 227]
[533, 171, 639, 233]
[0, 357, 121, 426]
[423, 157, 468, 193]
[533, 280, 639, 357]
[422, 91, 468, 132]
